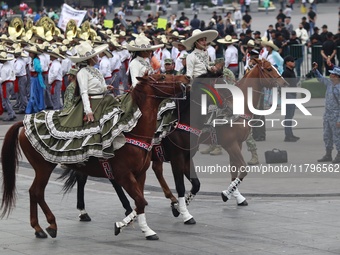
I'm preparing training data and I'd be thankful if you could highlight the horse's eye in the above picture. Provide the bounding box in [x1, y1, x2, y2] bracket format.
[267, 68, 272, 71]
[161, 75, 166, 80]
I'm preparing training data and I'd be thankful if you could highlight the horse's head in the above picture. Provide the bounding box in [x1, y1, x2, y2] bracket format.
[136, 74, 190, 99]
[250, 58, 288, 88]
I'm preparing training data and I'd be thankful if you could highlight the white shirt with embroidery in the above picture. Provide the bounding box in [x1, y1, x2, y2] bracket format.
[77, 66, 107, 114]
[129, 56, 153, 88]
[186, 48, 211, 79]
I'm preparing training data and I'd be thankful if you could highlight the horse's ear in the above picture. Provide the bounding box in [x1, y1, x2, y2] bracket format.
[136, 76, 147, 82]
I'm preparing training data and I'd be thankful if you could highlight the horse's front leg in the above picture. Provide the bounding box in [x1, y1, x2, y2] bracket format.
[171, 158, 196, 224]
[183, 158, 201, 206]
[114, 172, 158, 240]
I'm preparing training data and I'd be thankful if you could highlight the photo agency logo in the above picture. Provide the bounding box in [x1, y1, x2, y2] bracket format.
[201, 83, 312, 128]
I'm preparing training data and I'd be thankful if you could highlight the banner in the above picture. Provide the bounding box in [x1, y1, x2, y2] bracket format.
[157, 18, 167, 30]
[58, 4, 87, 31]
[103, 20, 114, 28]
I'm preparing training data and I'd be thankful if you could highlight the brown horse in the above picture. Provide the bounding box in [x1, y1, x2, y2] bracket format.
[151, 58, 288, 219]
[0, 74, 189, 240]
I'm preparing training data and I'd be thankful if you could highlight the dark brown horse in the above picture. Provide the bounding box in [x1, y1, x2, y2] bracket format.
[1, 74, 189, 240]
[150, 58, 288, 219]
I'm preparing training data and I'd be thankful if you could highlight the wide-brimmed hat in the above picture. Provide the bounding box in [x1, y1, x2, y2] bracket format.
[126, 34, 163, 52]
[261, 40, 279, 51]
[108, 38, 122, 48]
[0, 52, 14, 61]
[329, 66, 340, 76]
[102, 48, 113, 58]
[217, 35, 238, 44]
[246, 39, 255, 48]
[69, 41, 108, 63]
[170, 31, 185, 39]
[24, 45, 42, 55]
[13, 47, 28, 58]
[182, 29, 218, 50]
[172, 40, 186, 48]
[46, 48, 65, 59]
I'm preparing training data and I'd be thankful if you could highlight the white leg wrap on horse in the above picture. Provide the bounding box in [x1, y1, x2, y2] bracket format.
[138, 213, 157, 237]
[116, 210, 137, 230]
[178, 197, 193, 222]
[79, 209, 87, 215]
[222, 178, 241, 200]
[233, 188, 246, 204]
[185, 192, 195, 206]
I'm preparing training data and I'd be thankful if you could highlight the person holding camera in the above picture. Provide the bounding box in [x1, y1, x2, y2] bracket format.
[312, 63, 340, 163]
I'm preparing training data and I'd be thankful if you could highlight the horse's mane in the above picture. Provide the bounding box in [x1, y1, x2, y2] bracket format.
[194, 70, 223, 79]
[130, 82, 147, 106]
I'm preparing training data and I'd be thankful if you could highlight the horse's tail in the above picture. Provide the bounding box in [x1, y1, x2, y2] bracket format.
[1, 121, 24, 218]
[57, 169, 80, 194]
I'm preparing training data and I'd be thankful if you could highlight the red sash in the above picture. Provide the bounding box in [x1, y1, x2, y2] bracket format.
[51, 80, 61, 95]
[123, 59, 129, 70]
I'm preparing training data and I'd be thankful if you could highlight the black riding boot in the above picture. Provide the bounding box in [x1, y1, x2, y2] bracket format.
[332, 151, 340, 164]
[317, 149, 332, 162]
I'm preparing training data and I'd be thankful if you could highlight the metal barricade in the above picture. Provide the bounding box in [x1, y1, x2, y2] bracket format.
[310, 45, 323, 74]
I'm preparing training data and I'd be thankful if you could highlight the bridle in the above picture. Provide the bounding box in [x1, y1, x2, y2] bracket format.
[144, 75, 187, 99]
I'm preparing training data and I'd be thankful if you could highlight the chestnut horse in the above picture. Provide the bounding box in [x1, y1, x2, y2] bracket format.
[150, 58, 288, 219]
[0, 74, 189, 240]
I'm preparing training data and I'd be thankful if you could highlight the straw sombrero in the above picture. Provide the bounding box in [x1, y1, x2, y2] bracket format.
[217, 35, 238, 44]
[25, 45, 42, 55]
[46, 47, 65, 59]
[172, 40, 186, 48]
[261, 40, 279, 51]
[126, 34, 163, 52]
[182, 29, 218, 50]
[102, 49, 113, 58]
[69, 41, 108, 63]
[0, 52, 14, 61]
[13, 47, 28, 58]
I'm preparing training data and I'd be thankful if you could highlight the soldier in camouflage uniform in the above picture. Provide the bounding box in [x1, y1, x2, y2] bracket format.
[312, 63, 340, 163]
[223, 67, 259, 165]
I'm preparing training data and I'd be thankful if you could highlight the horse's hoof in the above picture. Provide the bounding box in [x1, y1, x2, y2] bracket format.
[184, 218, 196, 225]
[35, 230, 48, 238]
[79, 213, 91, 222]
[171, 202, 180, 218]
[238, 200, 248, 206]
[114, 223, 121, 236]
[146, 234, 159, 240]
[221, 192, 228, 202]
[46, 227, 57, 238]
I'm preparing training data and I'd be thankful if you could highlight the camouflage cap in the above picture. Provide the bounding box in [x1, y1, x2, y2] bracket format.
[164, 58, 173, 64]
[223, 67, 236, 85]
